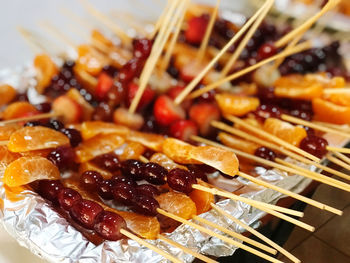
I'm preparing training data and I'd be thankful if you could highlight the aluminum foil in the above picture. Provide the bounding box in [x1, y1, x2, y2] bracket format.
[0, 65, 349, 263]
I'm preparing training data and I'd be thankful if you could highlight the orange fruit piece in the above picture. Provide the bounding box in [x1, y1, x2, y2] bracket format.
[0, 124, 21, 140]
[4, 156, 60, 187]
[190, 145, 239, 176]
[156, 191, 197, 220]
[79, 161, 113, 179]
[0, 146, 21, 167]
[75, 44, 107, 76]
[162, 138, 200, 164]
[8, 126, 70, 152]
[34, 54, 58, 93]
[312, 98, 350, 124]
[20, 149, 52, 158]
[218, 132, 259, 155]
[189, 179, 214, 215]
[81, 121, 130, 140]
[2, 102, 38, 120]
[128, 131, 165, 152]
[75, 133, 124, 163]
[149, 153, 188, 171]
[215, 93, 260, 116]
[263, 118, 307, 146]
[0, 84, 16, 106]
[324, 93, 350, 107]
[117, 141, 145, 161]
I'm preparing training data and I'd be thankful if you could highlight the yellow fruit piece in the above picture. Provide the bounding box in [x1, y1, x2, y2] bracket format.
[0, 84, 16, 106]
[215, 93, 260, 116]
[2, 102, 38, 120]
[34, 54, 58, 93]
[189, 179, 214, 215]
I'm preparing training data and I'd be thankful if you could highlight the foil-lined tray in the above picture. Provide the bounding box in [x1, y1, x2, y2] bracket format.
[0, 65, 348, 263]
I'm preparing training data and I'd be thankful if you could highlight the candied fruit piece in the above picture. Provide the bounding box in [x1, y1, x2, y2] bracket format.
[215, 94, 260, 116]
[66, 88, 94, 121]
[75, 133, 124, 163]
[162, 138, 200, 164]
[189, 179, 214, 215]
[2, 102, 38, 120]
[0, 84, 16, 106]
[128, 131, 165, 152]
[0, 124, 21, 141]
[312, 98, 350, 124]
[8, 126, 70, 152]
[0, 146, 21, 167]
[34, 54, 58, 93]
[117, 141, 145, 161]
[4, 156, 60, 187]
[81, 121, 130, 140]
[218, 132, 259, 155]
[149, 153, 188, 171]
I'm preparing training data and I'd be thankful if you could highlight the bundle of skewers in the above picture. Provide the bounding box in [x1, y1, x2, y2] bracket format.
[1, 0, 350, 262]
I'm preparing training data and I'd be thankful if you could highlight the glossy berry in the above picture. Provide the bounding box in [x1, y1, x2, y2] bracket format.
[60, 128, 82, 147]
[94, 211, 126, 241]
[289, 109, 312, 121]
[24, 121, 42, 127]
[133, 38, 152, 59]
[254, 147, 277, 161]
[92, 102, 113, 122]
[111, 174, 136, 186]
[35, 102, 51, 113]
[254, 104, 282, 121]
[97, 180, 115, 200]
[112, 182, 137, 205]
[132, 194, 160, 216]
[153, 95, 185, 126]
[47, 119, 64, 131]
[187, 165, 209, 182]
[127, 82, 155, 110]
[118, 58, 144, 84]
[135, 184, 160, 197]
[300, 135, 328, 158]
[258, 43, 277, 60]
[37, 180, 64, 203]
[57, 188, 82, 210]
[121, 159, 145, 181]
[47, 146, 76, 170]
[143, 162, 167, 185]
[80, 170, 104, 192]
[69, 199, 103, 229]
[185, 15, 208, 45]
[92, 153, 120, 173]
[167, 168, 196, 194]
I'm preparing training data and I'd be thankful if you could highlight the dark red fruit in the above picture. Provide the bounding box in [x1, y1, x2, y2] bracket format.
[94, 211, 126, 241]
[185, 15, 208, 45]
[24, 121, 42, 127]
[80, 170, 104, 192]
[170, 120, 198, 142]
[187, 165, 209, 182]
[132, 194, 160, 216]
[97, 180, 115, 200]
[189, 103, 220, 136]
[258, 43, 277, 60]
[300, 135, 328, 158]
[35, 102, 51, 113]
[127, 82, 155, 110]
[253, 104, 282, 121]
[133, 38, 152, 59]
[47, 146, 76, 170]
[118, 58, 144, 84]
[92, 102, 113, 122]
[135, 184, 160, 197]
[167, 168, 196, 194]
[254, 147, 277, 161]
[57, 188, 82, 210]
[153, 95, 185, 126]
[69, 199, 103, 229]
[60, 128, 82, 147]
[143, 162, 168, 185]
[92, 153, 120, 173]
[47, 119, 64, 131]
[96, 73, 114, 100]
[111, 174, 136, 186]
[37, 180, 64, 203]
[120, 159, 145, 181]
[112, 183, 136, 205]
[289, 109, 312, 121]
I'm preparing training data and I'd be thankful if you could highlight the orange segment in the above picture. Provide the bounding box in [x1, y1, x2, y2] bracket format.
[156, 191, 197, 220]
[0, 124, 21, 140]
[34, 54, 58, 93]
[263, 118, 307, 146]
[0, 146, 21, 167]
[75, 133, 125, 163]
[162, 138, 200, 164]
[189, 179, 214, 215]
[324, 93, 350, 107]
[215, 93, 260, 116]
[312, 98, 350, 124]
[218, 132, 259, 155]
[2, 102, 38, 120]
[4, 156, 60, 187]
[0, 84, 16, 106]
[20, 149, 52, 158]
[8, 126, 70, 152]
[117, 141, 145, 161]
[128, 131, 165, 152]
[81, 121, 130, 140]
[75, 44, 107, 76]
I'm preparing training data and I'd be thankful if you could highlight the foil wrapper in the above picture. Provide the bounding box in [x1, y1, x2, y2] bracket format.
[0, 65, 349, 263]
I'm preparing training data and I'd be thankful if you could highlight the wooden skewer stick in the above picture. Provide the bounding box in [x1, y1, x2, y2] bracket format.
[192, 184, 303, 217]
[110, 11, 148, 36]
[225, 115, 320, 162]
[333, 152, 350, 166]
[39, 21, 76, 49]
[0, 112, 59, 126]
[173, 0, 275, 105]
[17, 27, 45, 54]
[193, 216, 277, 255]
[313, 122, 350, 132]
[212, 121, 350, 181]
[323, 88, 350, 94]
[219, 0, 271, 77]
[157, 234, 218, 263]
[149, 0, 171, 39]
[188, 40, 312, 99]
[120, 229, 182, 263]
[0, 141, 8, 146]
[275, 0, 340, 48]
[191, 135, 346, 214]
[281, 114, 350, 139]
[157, 208, 284, 263]
[327, 146, 350, 154]
[129, 0, 187, 114]
[326, 154, 350, 171]
[79, 0, 131, 45]
[211, 204, 301, 263]
[196, 0, 221, 62]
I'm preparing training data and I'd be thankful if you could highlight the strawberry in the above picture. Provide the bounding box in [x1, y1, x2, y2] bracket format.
[170, 120, 198, 142]
[95, 72, 114, 100]
[153, 95, 185, 126]
[167, 85, 192, 110]
[189, 103, 220, 136]
[52, 95, 82, 124]
[127, 82, 155, 110]
[185, 15, 208, 45]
